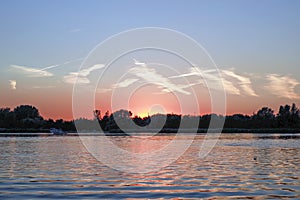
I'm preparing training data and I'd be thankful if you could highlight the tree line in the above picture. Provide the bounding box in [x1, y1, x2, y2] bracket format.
[0, 105, 75, 131]
[93, 103, 300, 132]
[0, 104, 299, 132]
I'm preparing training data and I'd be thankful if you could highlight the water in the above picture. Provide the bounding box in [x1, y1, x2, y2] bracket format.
[0, 134, 299, 199]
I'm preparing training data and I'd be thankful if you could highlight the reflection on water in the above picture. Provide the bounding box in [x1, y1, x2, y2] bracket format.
[0, 134, 299, 199]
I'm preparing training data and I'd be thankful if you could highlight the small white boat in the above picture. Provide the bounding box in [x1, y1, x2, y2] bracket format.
[50, 128, 67, 135]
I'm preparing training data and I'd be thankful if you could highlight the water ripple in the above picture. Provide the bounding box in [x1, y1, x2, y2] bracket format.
[0, 134, 299, 199]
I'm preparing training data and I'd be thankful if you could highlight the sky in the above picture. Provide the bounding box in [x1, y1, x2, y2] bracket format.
[0, 0, 300, 120]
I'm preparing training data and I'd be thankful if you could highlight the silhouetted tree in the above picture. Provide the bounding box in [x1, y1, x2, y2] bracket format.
[224, 114, 250, 128]
[93, 110, 101, 120]
[290, 103, 300, 127]
[148, 114, 167, 129]
[277, 105, 292, 127]
[14, 105, 41, 121]
[0, 108, 16, 128]
[256, 107, 275, 119]
[252, 107, 275, 128]
[105, 109, 133, 131]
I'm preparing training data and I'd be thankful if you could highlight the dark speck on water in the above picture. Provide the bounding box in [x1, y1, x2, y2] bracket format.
[0, 133, 299, 199]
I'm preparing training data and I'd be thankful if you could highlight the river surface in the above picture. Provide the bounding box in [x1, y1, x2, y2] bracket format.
[0, 133, 299, 199]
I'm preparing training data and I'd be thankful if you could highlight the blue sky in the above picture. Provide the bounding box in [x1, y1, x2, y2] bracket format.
[1, 0, 299, 119]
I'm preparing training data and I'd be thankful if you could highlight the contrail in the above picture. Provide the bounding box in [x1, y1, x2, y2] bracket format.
[40, 57, 84, 71]
[11, 57, 85, 78]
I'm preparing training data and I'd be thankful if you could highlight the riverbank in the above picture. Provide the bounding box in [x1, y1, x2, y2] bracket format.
[0, 128, 299, 136]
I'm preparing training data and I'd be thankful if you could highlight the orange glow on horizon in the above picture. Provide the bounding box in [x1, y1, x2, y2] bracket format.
[3, 83, 299, 120]
[128, 85, 181, 117]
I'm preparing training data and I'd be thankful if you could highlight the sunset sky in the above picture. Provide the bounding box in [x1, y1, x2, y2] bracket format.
[1, 0, 300, 120]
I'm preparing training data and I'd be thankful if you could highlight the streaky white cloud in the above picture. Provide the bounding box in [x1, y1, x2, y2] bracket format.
[11, 65, 53, 77]
[97, 88, 112, 93]
[169, 67, 257, 96]
[63, 64, 105, 85]
[113, 78, 139, 88]
[129, 66, 190, 95]
[265, 74, 300, 99]
[168, 68, 216, 79]
[133, 58, 146, 66]
[9, 80, 16, 90]
[196, 68, 242, 95]
[220, 78, 241, 95]
[41, 57, 84, 71]
[222, 69, 258, 96]
[169, 68, 240, 95]
[11, 57, 84, 78]
[74, 64, 105, 76]
[63, 73, 90, 85]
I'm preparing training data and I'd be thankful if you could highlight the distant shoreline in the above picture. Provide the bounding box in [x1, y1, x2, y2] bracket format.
[0, 128, 299, 137]
[1, 103, 299, 135]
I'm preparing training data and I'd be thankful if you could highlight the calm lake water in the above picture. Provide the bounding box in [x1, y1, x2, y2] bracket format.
[0, 134, 299, 199]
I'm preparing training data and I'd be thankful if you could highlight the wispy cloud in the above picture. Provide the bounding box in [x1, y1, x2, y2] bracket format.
[222, 69, 258, 96]
[41, 57, 84, 71]
[9, 80, 16, 90]
[133, 58, 146, 66]
[73, 64, 105, 76]
[109, 61, 241, 96]
[96, 60, 192, 94]
[63, 64, 105, 85]
[169, 67, 258, 96]
[11, 57, 84, 78]
[113, 78, 139, 88]
[97, 88, 112, 93]
[63, 73, 90, 85]
[129, 66, 191, 95]
[169, 68, 239, 95]
[265, 74, 300, 99]
[11, 65, 53, 77]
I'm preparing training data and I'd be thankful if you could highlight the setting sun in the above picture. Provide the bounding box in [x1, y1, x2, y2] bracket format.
[135, 104, 167, 118]
[136, 111, 149, 118]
